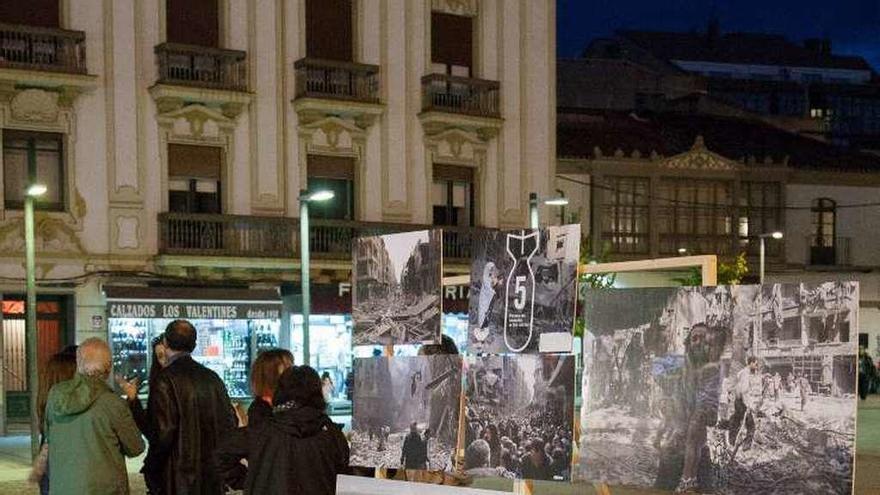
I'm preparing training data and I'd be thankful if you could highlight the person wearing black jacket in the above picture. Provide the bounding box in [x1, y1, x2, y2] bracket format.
[216, 365, 350, 495]
[149, 320, 237, 495]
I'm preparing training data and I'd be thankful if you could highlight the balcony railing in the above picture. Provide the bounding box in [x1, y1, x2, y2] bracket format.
[155, 43, 247, 92]
[159, 213, 488, 262]
[421, 73, 500, 118]
[806, 236, 851, 266]
[294, 58, 380, 103]
[0, 22, 86, 74]
[159, 212, 295, 258]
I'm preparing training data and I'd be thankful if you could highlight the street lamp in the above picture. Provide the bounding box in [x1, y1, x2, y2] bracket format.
[677, 247, 689, 256]
[528, 192, 569, 228]
[758, 231, 783, 284]
[24, 183, 45, 458]
[298, 189, 334, 366]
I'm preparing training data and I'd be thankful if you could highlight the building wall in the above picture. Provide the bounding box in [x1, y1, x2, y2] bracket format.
[0, 0, 557, 343]
[784, 183, 880, 267]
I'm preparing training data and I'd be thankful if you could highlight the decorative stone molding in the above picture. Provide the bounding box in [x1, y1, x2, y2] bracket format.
[419, 111, 502, 143]
[292, 98, 384, 130]
[10, 89, 59, 123]
[432, 0, 479, 17]
[156, 104, 237, 144]
[115, 216, 140, 250]
[149, 84, 251, 120]
[0, 215, 86, 255]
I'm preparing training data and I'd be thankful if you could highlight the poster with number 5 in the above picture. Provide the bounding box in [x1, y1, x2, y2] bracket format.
[468, 225, 580, 353]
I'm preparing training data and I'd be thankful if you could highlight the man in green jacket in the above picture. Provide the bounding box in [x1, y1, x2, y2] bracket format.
[45, 338, 145, 494]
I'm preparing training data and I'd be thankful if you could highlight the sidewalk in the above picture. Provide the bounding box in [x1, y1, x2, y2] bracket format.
[0, 397, 877, 494]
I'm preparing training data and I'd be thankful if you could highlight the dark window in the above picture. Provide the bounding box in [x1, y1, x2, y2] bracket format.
[3, 130, 64, 210]
[601, 176, 649, 254]
[0, 0, 59, 28]
[306, 0, 352, 61]
[166, 0, 219, 47]
[657, 178, 733, 255]
[811, 198, 836, 265]
[167, 144, 221, 214]
[431, 12, 472, 76]
[307, 154, 355, 220]
[432, 164, 474, 227]
[739, 182, 783, 256]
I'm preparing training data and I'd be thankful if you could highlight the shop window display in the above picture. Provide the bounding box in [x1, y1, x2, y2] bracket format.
[109, 317, 281, 398]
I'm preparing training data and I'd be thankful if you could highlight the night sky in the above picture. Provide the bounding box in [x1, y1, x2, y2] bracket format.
[557, 0, 880, 72]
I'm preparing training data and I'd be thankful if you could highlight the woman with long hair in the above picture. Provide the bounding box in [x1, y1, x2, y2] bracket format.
[248, 348, 294, 427]
[30, 348, 77, 495]
[217, 365, 350, 494]
[117, 336, 168, 493]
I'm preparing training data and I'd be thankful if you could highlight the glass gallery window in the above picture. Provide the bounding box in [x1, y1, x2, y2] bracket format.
[601, 176, 649, 254]
[657, 178, 733, 255]
[3, 130, 64, 210]
[739, 181, 783, 256]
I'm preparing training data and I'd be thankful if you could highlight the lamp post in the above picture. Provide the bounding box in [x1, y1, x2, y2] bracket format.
[298, 189, 334, 366]
[528, 192, 569, 229]
[25, 183, 46, 458]
[758, 231, 783, 284]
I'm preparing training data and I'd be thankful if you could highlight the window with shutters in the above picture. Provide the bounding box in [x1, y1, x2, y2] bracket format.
[166, 0, 219, 47]
[3, 130, 64, 211]
[432, 164, 474, 227]
[0, 0, 59, 28]
[307, 155, 355, 220]
[167, 144, 222, 214]
[306, 0, 353, 61]
[431, 13, 472, 76]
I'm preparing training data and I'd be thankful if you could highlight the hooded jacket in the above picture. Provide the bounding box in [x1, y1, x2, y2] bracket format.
[45, 373, 145, 495]
[216, 402, 350, 495]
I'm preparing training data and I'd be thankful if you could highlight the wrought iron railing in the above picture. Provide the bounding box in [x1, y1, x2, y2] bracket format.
[155, 42, 247, 91]
[421, 73, 500, 118]
[294, 58, 380, 103]
[0, 22, 86, 74]
[159, 213, 487, 262]
[806, 235, 851, 266]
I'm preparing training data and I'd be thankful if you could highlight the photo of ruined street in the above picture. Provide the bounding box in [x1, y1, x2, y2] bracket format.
[578, 282, 859, 494]
[351, 355, 462, 470]
[353, 230, 442, 346]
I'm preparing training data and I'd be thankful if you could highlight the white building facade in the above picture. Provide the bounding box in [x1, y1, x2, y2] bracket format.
[0, 0, 555, 422]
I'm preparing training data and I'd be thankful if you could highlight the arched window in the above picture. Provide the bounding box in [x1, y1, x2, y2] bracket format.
[810, 198, 836, 264]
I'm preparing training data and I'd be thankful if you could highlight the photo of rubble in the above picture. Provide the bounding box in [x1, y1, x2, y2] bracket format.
[468, 225, 580, 354]
[351, 355, 462, 470]
[578, 282, 858, 494]
[463, 354, 576, 481]
[353, 230, 442, 345]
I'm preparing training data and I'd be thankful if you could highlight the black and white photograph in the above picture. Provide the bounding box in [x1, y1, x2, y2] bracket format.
[578, 282, 859, 494]
[351, 355, 462, 470]
[468, 225, 580, 354]
[463, 354, 576, 481]
[353, 230, 442, 346]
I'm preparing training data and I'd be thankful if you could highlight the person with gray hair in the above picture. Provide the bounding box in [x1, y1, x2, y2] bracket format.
[44, 337, 144, 494]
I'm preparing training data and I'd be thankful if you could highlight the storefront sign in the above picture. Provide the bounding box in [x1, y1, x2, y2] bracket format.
[300, 283, 470, 314]
[107, 301, 281, 320]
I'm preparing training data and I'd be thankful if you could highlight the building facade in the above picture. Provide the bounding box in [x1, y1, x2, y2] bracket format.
[0, 0, 555, 423]
[556, 108, 880, 362]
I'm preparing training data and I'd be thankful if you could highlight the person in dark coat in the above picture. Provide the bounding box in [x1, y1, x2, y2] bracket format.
[248, 349, 294, 427]
[149, 320, 237, 495]
[401, 422, 428, 469]
[216, 365, 350, 495]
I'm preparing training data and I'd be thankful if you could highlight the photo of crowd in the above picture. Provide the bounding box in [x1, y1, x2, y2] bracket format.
[578, 282, 859, 494]
[464, 355, 576, 481]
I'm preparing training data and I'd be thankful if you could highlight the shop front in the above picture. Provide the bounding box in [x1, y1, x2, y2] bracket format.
[105, 287, 282, 398]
